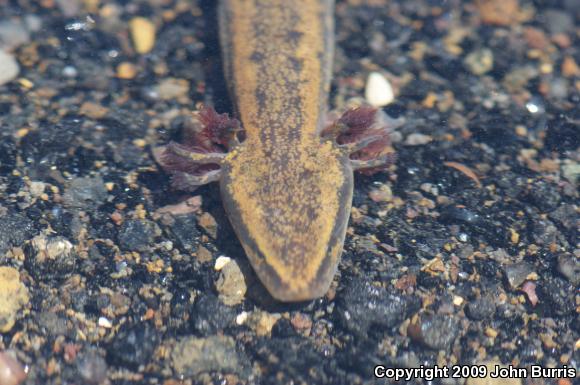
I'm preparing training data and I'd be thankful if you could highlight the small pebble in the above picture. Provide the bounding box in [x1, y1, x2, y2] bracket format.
[109, 292, 131, 316]
[442, 206, 483, 225]
[24, 15, 42, 32]
[538, 277, 575, 316]
[407, 314, 460, 350]
[452, 295, 464, 306]
[521, 281, 538, 306]
[0, 351, 26, 385]
[31, 235, 74, 261]
[502, 66, 538, 93]
[0, 50, 19, 86]
[117, 220, 160, 252]
[466, 296, 496, 320]
[164, 214, 200, 253]
[214, 256, 232, 271]
[215, 258, 247, 306]
[79, 102, 108, 119]
[235, 311, 248, 325]
[404, 133, 432, 146]
[515, 125, 528, 136]
[116, 62, 137, 79]
[338, 279, 420, 336]
[107, 323, 159, 369]
[98, 317, 113, 328]
[195, 245, 213, 263]
[29, 181, 46, 198]
[542, 9, 574, 35]
[485, 327, 498, 338]
[26, 235, 76, 281]
[477, 0, 526, 26]
[171, 335, 248, 376]
[365, 72, 394, 107]
[62, 66, 78, 78]
[76, 349, 108, 385]
[464, 48, 494, 75]
[198, 212, 218, 239]
[503, 262, 535, 289]
[547, 77, 569, 100]
[561, 56, 580, 77]
[557, 253, 580, 285]
[155, 77, 190, 101]
[368, 184, 392, 203]
[549, 204, 577, 231]
[0, 267, 29, 332]
[191, 295, 235, 334]
[245, 311, 281, 336]
[290, 313, 313, 333]
[56, 0, 81, 16]
[36, 312, 68, 335]
[419, 183, 436, 194]
[129, 17, 156, 54]
[63, 176, 108, 209]
[0, 20, 30, 50]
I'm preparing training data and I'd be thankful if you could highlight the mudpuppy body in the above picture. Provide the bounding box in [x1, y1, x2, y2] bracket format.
[155, 0, 398, 301]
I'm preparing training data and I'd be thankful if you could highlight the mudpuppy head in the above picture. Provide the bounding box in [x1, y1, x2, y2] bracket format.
[219, 138, 354, 302]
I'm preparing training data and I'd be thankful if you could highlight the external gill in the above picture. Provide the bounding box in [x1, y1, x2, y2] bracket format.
[163, 143, 226, 188]
[324, 105, 403, 174]
[153, 106, 242, 191]
[155, 105, 402, 190]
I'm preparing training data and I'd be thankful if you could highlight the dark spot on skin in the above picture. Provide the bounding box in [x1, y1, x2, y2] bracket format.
[304, 205, 317, 223]
[286, 30, 303, 45]
[285, 95, 302, 109]
[250, 51, 265, 63]
[254, 89, 268, 112]
[288, 57, 303, 72]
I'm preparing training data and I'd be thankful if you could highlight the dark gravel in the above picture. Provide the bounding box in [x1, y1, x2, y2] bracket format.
[107, 323, 161, 370]
[117, 219, 160, 252]
[0, 213, 35, 255]
[337, 278, 420, 336]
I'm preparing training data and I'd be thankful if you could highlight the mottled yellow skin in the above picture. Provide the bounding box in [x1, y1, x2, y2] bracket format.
[218, 0, 353, 301]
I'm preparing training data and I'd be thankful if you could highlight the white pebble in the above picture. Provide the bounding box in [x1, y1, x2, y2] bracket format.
[0, 351, 26, 385]
[214, 255, 231, 271]
[29, 181, 46, 197]
[62, 66, 77, 78]
[365, 71, 394, 107]
[235, 311, 248, 325]
[0, 50, 19, 86]
[98, 317, 112, 328]
[404, 133, 432, 146]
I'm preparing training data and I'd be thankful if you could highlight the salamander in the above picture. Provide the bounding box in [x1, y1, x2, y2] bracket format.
[155, 0, 396, 302]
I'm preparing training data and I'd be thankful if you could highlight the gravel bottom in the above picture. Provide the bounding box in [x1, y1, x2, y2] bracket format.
[0, 0, 578, 384]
